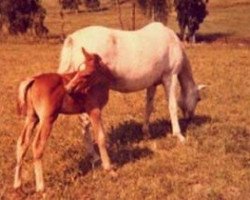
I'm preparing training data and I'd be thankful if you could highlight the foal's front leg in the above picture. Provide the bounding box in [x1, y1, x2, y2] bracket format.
[88, 108, 114, 174]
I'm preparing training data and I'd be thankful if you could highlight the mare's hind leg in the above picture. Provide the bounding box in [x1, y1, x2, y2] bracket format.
[14, 113, 38, 189]
[142, 86, 156, 138]
[162, 74, 185, 143]
[79, 114, 100, 166]
[32, 117, 56, 192]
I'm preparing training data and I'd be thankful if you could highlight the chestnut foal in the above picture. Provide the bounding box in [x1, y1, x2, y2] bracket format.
[14, 48, 115, 192]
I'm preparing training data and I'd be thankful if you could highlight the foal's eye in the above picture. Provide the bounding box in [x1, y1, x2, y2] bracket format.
[197, 97, 201, 102]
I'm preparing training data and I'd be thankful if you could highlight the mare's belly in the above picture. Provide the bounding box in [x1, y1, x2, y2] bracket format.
[110, 73, 162, 92]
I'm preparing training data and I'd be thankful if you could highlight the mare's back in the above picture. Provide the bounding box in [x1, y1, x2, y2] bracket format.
[68, 23, 181, 71]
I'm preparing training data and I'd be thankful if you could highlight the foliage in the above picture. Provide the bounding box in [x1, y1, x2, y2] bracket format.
[59, 0, 100, 11]
[137, 0, 171, 23]
[84, 0, 100, 10]
[174, 0, 208, 42]
[59, 0, 79, 11]
[0, 0, 48, 36]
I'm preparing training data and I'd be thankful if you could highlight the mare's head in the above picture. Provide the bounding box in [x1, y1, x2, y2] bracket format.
[178, 84, 206, 120]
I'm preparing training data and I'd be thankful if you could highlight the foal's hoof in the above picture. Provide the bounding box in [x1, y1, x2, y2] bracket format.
[12, 187, 27, 200]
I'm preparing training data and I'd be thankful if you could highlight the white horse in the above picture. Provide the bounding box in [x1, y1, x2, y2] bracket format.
[58, 22, 205, 143]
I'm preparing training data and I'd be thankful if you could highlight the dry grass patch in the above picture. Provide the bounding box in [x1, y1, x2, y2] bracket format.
[0, 1, 250, 199]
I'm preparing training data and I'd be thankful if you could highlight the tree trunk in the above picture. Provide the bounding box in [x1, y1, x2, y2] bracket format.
[116, 0, 124, 29]
[131, 2, 136, 30]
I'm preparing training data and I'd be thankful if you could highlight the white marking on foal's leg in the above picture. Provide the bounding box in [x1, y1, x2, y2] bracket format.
[33, 160, 44, 192]
[163, 74, 185, 143]
[14, 117, 37, 189]
[142, 86, 156, 138]
[32, 120, 53, 192]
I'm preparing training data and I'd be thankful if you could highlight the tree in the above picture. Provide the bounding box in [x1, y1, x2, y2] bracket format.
[174, 0, 208, 42]
[59, 0, 79, 12]
[0, 0, 48, 36]
[84, 0, 100, 11]
[59, 0, 100, 12]
[138, 0, 171, 23]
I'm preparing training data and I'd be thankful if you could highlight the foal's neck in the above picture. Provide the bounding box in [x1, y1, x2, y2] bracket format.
[61, 72, 78, 85]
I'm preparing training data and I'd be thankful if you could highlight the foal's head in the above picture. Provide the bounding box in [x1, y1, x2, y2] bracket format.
[66, 48, 114, 93]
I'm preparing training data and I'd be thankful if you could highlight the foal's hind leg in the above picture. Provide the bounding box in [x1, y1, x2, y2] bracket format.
[14, 115, 38, 189]
[162, 74, 185, 142]
[142, 86, 156, 138]
[32, 117, 55, 192]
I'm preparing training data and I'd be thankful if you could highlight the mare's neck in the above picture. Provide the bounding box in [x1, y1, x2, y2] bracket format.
[178, 55, 196, 97]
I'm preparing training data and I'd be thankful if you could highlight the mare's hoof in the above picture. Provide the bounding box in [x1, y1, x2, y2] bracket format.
[106, 166, 118, 178]
[175, 134, 186, 143]
[109, 169, 118, 178]
[142, 127, 151, 140]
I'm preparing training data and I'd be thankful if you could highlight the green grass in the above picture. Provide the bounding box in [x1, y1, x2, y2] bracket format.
[0, 0, 250, 199]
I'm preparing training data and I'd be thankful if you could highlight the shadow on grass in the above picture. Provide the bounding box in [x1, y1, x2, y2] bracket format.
[108, 114, 211, 143]
[180, 115, 212, 136]
[196, 32, 233, 43]
[78, 145, 154, 174]
[65, 115, 210, 178]
[176, 32, 233, 43]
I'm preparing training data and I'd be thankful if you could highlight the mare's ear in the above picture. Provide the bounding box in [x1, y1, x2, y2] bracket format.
[82, 47, 92, 61]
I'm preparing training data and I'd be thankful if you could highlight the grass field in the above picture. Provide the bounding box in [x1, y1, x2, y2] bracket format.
[0, 0, 249, 199]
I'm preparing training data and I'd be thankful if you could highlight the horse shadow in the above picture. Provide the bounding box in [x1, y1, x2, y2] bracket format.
[108, 114, 211, 144]
[196, 32, 233, 43]
[72, 115, 210, 176]
[177, 32, 233, 43]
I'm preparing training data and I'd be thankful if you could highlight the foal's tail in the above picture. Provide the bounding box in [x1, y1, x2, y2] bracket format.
[17, 77, 35, 116]
[58, 36, 73, 73]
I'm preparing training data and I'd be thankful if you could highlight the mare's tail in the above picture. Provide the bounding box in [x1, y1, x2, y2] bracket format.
[17, 77, 35, 116]
[58, 36, 74, 73]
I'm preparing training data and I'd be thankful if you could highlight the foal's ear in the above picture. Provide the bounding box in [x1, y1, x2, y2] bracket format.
[197, 84, 207, 91]
[82, 47, 92, 61]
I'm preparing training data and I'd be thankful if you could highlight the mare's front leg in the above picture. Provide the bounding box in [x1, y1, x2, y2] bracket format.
[162, 74, 185, 143]
[14, 115, 38, 189]
[142, 86, 156, 139]
[88, 108, 114, 174]
[32, 117, 56, 192]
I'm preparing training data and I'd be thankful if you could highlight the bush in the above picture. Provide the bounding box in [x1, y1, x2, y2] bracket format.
[138, 0, 171, 23]
[59, 0, 79, 11]
[0, 0, 48, 36]
[174, 0, 208, 42]
[59, 0, 100, 12]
